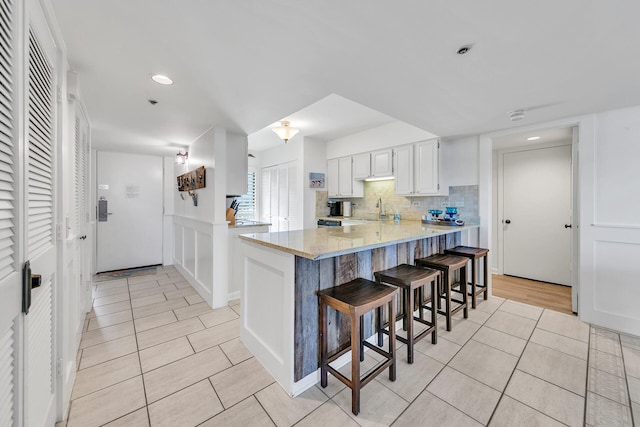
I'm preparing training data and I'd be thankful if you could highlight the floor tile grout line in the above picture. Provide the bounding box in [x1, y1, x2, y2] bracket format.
[390, 297, 508, 425]
[484, 307, 565, 426]
[125, 276, 152, 426]
[618, 331, 636, 426]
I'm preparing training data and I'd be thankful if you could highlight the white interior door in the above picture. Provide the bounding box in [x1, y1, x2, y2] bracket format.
[24, 5, 58, 425]
[96, 152, 163, 272]
[0, 0, 22, 424]
[503, 144, 572, 285]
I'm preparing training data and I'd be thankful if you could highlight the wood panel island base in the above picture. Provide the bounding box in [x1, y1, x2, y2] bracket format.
[237, 221, 479, 396]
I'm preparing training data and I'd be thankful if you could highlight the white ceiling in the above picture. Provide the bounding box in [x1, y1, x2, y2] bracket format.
[50, 1, 640, 155]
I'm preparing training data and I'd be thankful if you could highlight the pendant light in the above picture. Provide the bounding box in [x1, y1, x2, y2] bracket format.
[272, 121, 299, 143]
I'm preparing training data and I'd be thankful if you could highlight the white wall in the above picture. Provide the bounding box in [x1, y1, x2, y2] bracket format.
[302, 137, 327, 229]
[259, 137, 303, 167]
[443, 136, 479, 186]
[326, 121, 438, 158]
[227, 132, 248, 196]
[171, 127, 246, 307]
[579, 105, 640, 335]
[479, 104, 640, 336]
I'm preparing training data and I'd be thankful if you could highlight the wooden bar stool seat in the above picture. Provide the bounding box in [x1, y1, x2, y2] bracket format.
[444, 246, 489, 309]
[415, 254, 469, 331]
[318, 278, 398, 415]
[374, 264, 440, 364]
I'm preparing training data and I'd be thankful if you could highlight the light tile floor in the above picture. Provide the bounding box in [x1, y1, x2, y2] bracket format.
[58, 266, 640, 426]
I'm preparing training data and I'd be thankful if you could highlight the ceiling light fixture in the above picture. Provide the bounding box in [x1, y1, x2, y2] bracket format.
[151, 74, 174, 85]
[175, 151, 188, 164]
[272, 121, 299, 143]
[508, 110, 525, 121]
[527, 136, 541, 141]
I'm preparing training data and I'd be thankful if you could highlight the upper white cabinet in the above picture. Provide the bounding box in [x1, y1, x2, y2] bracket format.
[394, 144, 414, 195]
[352, 149, 393, 180]
[371, 149, 393, 178]
[327, 156, 364, 197]
[394, 138, 446, 196]
[352, 153, 371, 180]
[415, 139, 440, 194]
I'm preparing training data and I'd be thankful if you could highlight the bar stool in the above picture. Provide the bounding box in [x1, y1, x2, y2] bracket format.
[415, 254, 468, 331]
[444, 246, 489, 309]
[318, 278, 398, 415]
[374, 264, 439, 364]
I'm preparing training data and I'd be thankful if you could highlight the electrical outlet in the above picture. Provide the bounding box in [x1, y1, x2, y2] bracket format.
[455, 201, 465, 207]
[411, 201, 421, 207]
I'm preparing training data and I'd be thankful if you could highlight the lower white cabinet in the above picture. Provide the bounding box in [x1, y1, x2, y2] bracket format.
[394, 138, 445, 196]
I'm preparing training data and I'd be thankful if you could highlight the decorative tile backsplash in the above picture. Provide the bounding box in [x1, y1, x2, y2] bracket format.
[317, 180, 479, 223]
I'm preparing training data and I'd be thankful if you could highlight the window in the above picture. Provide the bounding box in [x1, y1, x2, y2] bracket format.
[235, 170, 256, 220]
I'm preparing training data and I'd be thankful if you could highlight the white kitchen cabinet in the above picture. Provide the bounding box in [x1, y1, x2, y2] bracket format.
[327, 156, 363, 197]
[371, 149, 393, 178]
[415, 139, 440, 194]
[394, 144, 414, 195]
[352, 153, 371, 180]
[393, 138, 446, 196]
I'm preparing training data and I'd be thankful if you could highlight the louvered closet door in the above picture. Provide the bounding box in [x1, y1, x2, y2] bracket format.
[0, 0, 23, 426]
[24, 3, 58, 425]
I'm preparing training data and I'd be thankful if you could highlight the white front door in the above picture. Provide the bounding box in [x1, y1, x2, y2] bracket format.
[96, 152, 163, 272]
[503, 144, 572, 286]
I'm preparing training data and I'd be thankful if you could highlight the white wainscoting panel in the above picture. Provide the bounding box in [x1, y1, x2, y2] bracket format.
[239, 239, 295, 395]
[594, 239, 640, 321]
[183, 227, 195, 274]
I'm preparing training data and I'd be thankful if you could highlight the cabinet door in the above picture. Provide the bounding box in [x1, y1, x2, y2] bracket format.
[327, 158, 339, 197]
[371, 149, 393, 177]
[394, 145, 414, 195]
[338, 156, 353, 196]
[352, 153, 370, 179]
[415, 139, 439, 195]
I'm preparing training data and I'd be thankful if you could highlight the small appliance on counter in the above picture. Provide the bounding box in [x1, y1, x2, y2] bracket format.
[343, 201, 352, 217]
[327, 200, 343, 217]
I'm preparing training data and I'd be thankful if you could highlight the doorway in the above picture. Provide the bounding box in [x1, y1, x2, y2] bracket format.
[493, 126, 577, 312]
[96, 152, 163, 272]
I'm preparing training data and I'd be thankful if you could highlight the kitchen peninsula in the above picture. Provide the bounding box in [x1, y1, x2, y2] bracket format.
[237, 220, 478, 396]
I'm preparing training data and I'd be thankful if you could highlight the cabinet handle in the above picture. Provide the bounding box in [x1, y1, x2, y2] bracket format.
[504, 219, 511, 224]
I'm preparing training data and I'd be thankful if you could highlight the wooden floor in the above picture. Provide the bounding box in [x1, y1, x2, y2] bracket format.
[491, 274, 573, 315]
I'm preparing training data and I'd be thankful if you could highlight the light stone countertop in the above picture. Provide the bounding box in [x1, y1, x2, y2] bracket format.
[239, 220, 478, 260]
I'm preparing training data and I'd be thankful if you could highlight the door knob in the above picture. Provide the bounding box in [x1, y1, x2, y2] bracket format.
[504, 219, 511, 224]
[564, 224, 572, 228]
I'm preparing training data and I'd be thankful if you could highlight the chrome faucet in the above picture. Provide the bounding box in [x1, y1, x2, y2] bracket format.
[376, 198, 386, 219]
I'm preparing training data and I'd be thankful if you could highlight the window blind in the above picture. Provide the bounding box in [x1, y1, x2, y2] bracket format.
[235, 171, 256, 220]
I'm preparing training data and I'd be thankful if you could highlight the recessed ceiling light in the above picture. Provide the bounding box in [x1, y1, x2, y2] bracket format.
[527, 136, 541, 141]
[151, 74, 173, 85]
